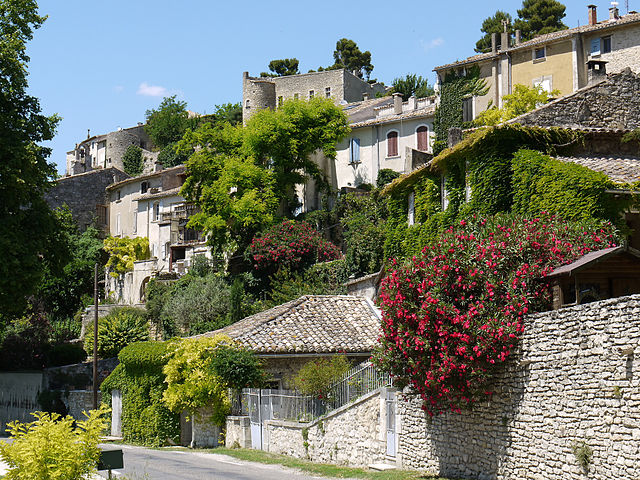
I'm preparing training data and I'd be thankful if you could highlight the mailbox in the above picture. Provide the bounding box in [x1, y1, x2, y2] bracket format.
[97, 449, 124, 471]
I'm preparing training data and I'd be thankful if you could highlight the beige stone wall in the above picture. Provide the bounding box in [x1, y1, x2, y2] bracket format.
[265, 388, 388, 467]
[397, 294, 640, 480]
[225, 415, 252, 448]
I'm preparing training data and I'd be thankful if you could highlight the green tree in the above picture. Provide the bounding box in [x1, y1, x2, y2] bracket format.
[83, 307, 149, 358]
[330, 38, 373, 80]
[244, 97, 350, 212]
[211, 102, 242, 126]
[0, 0, 66, 319]
[260, 58, 300, 77]
[473, 83, 560, 126]
[145, 95, 189, 149]
[514, 0, 568, 41]
[122, 144, 144, 176]
[390, 74, 434, 100]
[475, 10, 513, 53]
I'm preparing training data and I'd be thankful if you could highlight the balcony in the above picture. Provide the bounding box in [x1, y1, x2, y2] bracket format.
[161, 203, 200, 221]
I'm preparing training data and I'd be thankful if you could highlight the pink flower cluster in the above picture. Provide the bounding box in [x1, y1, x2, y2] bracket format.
[249, 220, 342, 276]
[375, 213, 617, 416]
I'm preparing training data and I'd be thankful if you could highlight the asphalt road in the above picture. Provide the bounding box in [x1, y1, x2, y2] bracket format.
[96, 444, 350, 480]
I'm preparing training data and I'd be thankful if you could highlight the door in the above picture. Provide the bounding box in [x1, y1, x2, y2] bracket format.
[111, 390, 122, 437]
[386, 389, 396, 457]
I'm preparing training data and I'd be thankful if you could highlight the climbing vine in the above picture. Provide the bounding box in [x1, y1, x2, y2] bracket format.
[103, 236, 150, 278]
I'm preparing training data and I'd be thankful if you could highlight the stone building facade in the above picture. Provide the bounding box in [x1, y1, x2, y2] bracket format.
[434, 4, 640, 118]
[66, 124, 157, 177]
[242, 69, 386, 124]
[45, 167, 129, 233]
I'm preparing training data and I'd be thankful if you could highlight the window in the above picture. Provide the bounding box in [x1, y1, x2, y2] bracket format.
[602, 36, 612, 54]
[533, 75, 553, 93]
[325, 87, 331, 98]
[407, 192, 415, 226]
[116, 213, 121, 236]
[309, 90, 315, 99]
[590, 38, 601, 56]
[116, 190, 121, 201]
[462, 98, 473, 122]
[387, 131, 398, 157]
[151, 243, 157, 258]
[153, 202, 160, 222]
[349, 138, 360, 164]
[96, 205, 107, 226]
[141, 181, 148, 194]
[132, 209, 137, 234]
[245, 99, 250, 109]
[533, 47, 546, 61]
[277, 96, 283, 107]
[417, 126, 429, 151]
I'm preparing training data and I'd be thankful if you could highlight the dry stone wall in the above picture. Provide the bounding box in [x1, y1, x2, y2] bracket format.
[265, 388, 388, 467]
[398, 294, 640, 480]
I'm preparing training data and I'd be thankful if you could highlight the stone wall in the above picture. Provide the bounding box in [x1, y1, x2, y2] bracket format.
[45, 168, 129, 233]
[265, 388, 388, 467]
[225, 415, 252, 448]
[515, 69, 640, 129]
[397, 294, 640, 480]
[63, 390, 99, 421]
[44, 357, 119, 391]
[190, 407, 222, 447]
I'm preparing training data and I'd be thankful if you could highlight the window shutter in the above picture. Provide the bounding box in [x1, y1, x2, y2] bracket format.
[591, 38, 600, 56]
[351, 138, 360, 163]
[387, 131, 398, 157]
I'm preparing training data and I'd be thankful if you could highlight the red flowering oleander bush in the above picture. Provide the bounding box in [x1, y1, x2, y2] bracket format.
[375, 213, 618, 416]
[248, 220, 342, 277]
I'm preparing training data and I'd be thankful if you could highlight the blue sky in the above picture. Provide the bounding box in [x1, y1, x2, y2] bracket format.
[26, 0, 632, 174]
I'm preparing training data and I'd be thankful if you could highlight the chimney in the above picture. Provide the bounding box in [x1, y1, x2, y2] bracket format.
[491, 33, 498, 53]
[588, 5, 598, 26]
[408, 95, 416, 110]
[500, 31, 510, 51]
[609, 5, 620, 19]
[515, 29, 522, 45]
[393, 93, 403, 114]
[362, 92, 369, 101]
[154, 160, 163, 172]
[87, 129, 90, 139]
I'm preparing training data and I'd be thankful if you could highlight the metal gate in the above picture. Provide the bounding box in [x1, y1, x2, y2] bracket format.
[385, 389, 397, 457]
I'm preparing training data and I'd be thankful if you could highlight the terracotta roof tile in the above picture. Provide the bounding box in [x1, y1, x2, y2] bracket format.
[555, 155, 640, 183]
[197, 295, 382, 354]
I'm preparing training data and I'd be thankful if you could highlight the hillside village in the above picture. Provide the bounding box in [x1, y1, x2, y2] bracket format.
[2, 1, 640, 479]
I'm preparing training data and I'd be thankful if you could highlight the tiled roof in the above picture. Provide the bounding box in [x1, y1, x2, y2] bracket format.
[343, 97, 393, 124]
[350, 105, 436, 129]
[197, 295, 382, 355]
[555, 155, 640, 184]
[435, 12, 640, 71]
[548, 246, 626, 277]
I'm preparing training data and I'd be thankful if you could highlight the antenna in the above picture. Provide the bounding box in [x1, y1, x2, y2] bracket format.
[626, 0, 630, 13]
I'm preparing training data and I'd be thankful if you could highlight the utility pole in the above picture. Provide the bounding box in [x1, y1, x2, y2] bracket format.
[93, 262, 99, 410]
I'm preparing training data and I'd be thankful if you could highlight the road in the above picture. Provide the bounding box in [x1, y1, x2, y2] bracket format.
[97, 443, 350, 480]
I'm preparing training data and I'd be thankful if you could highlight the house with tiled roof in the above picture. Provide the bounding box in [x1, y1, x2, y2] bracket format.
[434, 3, 640, 120]
[198, 295, 382, 389]
[333, 94, 436, 190]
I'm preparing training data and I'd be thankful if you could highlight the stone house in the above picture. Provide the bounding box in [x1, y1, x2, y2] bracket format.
[434, 3, 640, 119]
[44, 167, 129, 234]
[333, 94, 435, 190]
[197, 295, 382, 389]
[105, 165, 209, 304]
[242, 69, 386, 124]
[65, 123, 157, 177]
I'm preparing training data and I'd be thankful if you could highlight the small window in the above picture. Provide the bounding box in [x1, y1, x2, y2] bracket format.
[417, 126, 429, 151]
[132, 209, 137, 234]
[407, 192, 415, 226]
[141, 181, 148, 194]
[590, 38, 601, 56]
[602, 36, 612, 54]
[462, 98, 473, 122]
[277, 96, 283, 107]
[245, 99, 250, 109]
[309, 90, 315, 99]
[116, 190, 121, 201]
[96, 205, 107, 226]
[325, 87, 331, 98]
[349, 138, 360, 164]
[153, 202, 160, 222]
[387, 131, 398, 157]
[534, 47, 546, 61]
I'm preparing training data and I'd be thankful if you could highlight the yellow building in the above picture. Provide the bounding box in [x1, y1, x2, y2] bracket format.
[434, 4, 640, 119]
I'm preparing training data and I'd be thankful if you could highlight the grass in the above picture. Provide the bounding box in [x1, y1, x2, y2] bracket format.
[201, 447, 441, 480]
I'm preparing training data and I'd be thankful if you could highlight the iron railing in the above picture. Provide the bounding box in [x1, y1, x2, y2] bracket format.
[237, 361, 391, 422]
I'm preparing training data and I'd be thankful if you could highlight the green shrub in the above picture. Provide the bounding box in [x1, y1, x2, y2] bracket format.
[0, 313, 51, 370]
[160, 274, 231, 335]
[84, 307, 148, 358]
[122, 144, 144, 176]
[101, 341, 179, 446]
[376, 169, 400, 188]
[293, 355, 350, 398]
[0, 407, 108, 480]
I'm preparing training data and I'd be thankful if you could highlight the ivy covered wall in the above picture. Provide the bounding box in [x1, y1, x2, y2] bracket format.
[383, 125, 636, 261]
